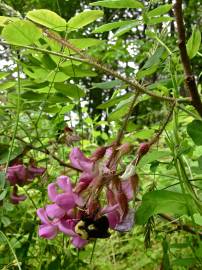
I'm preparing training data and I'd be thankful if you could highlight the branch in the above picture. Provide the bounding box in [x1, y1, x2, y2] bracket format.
[174, 0, 202, 117]
[159, 214, 202, 239]
[43, 30, 189, 104]
[0, 40, 190, 105]
[3, 135, 81, 172]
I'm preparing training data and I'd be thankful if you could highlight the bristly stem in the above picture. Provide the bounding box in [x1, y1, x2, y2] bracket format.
[174, 0, 202, 117]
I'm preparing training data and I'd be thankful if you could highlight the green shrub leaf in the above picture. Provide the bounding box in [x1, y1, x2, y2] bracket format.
[2, 20, 42, 45]
[90, 0, 144, 9]
[67, 10, 103, 31]
[26, 9, 66, 31]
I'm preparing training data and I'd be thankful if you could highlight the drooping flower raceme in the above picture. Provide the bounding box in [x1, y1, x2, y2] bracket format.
[37, 145, 138, 249]
[6, 163, 45, 204]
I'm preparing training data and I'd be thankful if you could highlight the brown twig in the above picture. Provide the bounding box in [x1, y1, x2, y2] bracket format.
[159, 213, 202, 239]
[174, 0, 202, 117]
[44, 29, 187, 103]
[4, 135, 82, 172]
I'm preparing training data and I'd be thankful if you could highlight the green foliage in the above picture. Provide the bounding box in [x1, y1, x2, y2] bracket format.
[26, 9, 67, 31]
[0, 0, 202, 269]
[2, 20, 42, 45]
[187, 120, 202, 145]
[90, 0, 144, 9]
[67, 10, 104, 31]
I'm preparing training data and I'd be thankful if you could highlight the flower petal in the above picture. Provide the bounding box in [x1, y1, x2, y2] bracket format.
[55, 193, 76, 210]
[71, 236, 88, 249]
[48, 183, 58, 202]
[121, 180, 133, 201]
[58, 219, 77, 237]
[101, 204, 119, 215]
[107, 210, 120, 229]
[115, 209, 134, 232]
[27, 165, 45, 180]
[10, 192, 26, 204]
[69, 147, 93, 172]
[46, 204, 65, 219]
[57, 175, 72, 193]
[37, 208, 50, 224]
[38, 224, 58, 239]
[7, 164, 28, 186]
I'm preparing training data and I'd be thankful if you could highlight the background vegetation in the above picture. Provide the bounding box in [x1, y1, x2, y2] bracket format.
[0, 0, 202, 269]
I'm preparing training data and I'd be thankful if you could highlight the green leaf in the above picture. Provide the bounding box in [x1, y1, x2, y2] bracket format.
[193, 213, 202, 226]
[0, 81, 16, 90]
[26, 9, 66, 31]
[69, 38, 104, 49]
[91, 80, 121, 89]
[92, 20, 135, 33]
[0, 172, 6, 189]
[0, 189, 7, 201]
[54, 82, 85, 99]
[2, 20, 42, 46]
[147, 4, 172, 17]
[108, 95, 135, 121]
[186, 27, 201, 59]
[187, 120, 202, 145]
[138, 150, 170, 166]
[136, 190, 196, 225]
[90, 0, 144, 9]
[61, 65, 97, 77]
[23, 67, 70, 82]
[67, 10, 103, 31]
[0, 16, 19, 27]
[97, 93, 132, 109]
[0, 72, 10, 79]
[113, 21, 140, 37]
[146, 16, 173, 25]
[136, 65, 158, 79]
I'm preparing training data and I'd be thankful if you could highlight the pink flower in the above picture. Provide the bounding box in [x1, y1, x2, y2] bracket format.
[37, 208, 59, 239]
[6, 163, 45, 204]
[48, 175, 83, 210]
[6, 164, 45, 186]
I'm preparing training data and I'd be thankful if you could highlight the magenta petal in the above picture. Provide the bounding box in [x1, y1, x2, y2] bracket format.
[55, 193, 75, 210]
[46, 204, 65, 219]
[57, 175, 72, 193]
[101, 204, 119, 215]
[69, 147, 93, 172]
[58, 219, 77, 236]
[107, 210, 120, 229]
[48, 183, 58, 202]
[10, 193, 26, 204]
[27, 165, 45, 180]
[121, 180, 133, 201]
[7, 164, 28, 186]
[115, 209, 134, 232]
[39, 224, 58, 239]
[37, 208, 50, 224]
[71, 236, 88, 249]
[73, 194, 84, 207]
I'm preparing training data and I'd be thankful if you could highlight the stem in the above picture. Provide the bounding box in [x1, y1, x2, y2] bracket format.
[0, 231, 22, 270]
[5, 60, 21, 172]
[0, 41, 191, 104]
[174, 0, 202, 117]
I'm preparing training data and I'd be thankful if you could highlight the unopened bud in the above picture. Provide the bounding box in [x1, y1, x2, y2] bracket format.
[138, 142, 150, 156]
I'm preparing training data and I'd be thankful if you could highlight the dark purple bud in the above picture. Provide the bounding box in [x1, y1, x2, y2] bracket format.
[6, 164, 28, 186]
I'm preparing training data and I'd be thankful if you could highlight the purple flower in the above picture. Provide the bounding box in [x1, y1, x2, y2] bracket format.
[7, 164, 28, 186]
[37, 208, 58, 239]
[6, 164, 45, 187]
[10, 186, 26, 204]
[69, 147, 93, 173]
[48, 175, 83, 210]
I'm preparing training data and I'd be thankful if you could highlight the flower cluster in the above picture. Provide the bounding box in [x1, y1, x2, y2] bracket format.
[6, 163, 45, 204]
[37, 146, 138, 248]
